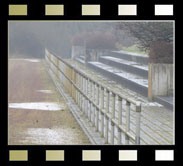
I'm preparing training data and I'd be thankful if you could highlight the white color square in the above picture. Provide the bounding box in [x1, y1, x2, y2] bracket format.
[155, 5, 173, 15]
[119, 150, 137, 161]
[155, 150, 174, 161]
[118, 5, 137, 15]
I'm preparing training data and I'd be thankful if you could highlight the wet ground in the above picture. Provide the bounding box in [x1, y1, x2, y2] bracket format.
[8, 59, 91, 145]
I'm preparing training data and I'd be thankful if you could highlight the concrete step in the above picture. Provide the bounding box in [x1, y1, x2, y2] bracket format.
[87, 61, 148, 97]
[76, 57, 85, 64]
[110, 50, 149, 65]
[154, 96, 173, 110]
[75, 58, 173, 110]
[99, 56, 148, 78]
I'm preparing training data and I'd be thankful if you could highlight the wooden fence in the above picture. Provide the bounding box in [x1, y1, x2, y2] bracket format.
[45, 49, 142, 145]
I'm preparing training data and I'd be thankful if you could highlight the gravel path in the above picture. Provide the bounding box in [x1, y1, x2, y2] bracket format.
[8, 59, 91, 145]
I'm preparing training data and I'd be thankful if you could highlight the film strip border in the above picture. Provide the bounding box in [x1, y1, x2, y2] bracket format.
[7, 2, 175, 18]
[2, 1, 179, 166]
[7, 149, 176, 163]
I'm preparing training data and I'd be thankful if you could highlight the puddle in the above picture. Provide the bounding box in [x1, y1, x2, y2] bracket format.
[20, 127, 84, 144]
[9, 59, 40, 62]
[37, 90, 53, 94]
[9, 102, 65, 111]
[24, 59, 40, 62]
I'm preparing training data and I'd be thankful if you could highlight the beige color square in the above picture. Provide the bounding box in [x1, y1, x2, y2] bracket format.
[119, 150, 137, 161]
[118, 5, 137, 15]
[45, 5, 64, 15]
[9, 5, 27, 16]
[46, 150, 64, 161]
[9, 150, 28, 161]
[82, 150, 101, 161]
[155, 5, 173, 15]
[82, 5, 100, 16]
[155, 150, 174, 161]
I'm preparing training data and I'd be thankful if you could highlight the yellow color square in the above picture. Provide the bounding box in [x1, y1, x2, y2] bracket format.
[82, 150, 101, 161]
[9, 5, 27, 16]
[45, 5, 64, 15]
[46, 150, 64, 161]
[82, 5, 100, 16]
[9, 150, 28, 161]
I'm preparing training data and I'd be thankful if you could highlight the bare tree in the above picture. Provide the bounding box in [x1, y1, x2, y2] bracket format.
[116, 22, 173, 51]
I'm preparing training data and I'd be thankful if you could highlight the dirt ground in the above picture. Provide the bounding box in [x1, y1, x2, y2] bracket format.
[8, 59, 91, 145]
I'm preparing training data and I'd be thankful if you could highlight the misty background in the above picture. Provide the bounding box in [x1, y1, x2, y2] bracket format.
[8, 21, 173, 63]
[8, 21, 137, 58]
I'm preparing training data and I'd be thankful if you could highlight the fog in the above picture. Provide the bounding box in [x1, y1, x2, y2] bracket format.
[8, 21, 135, 58]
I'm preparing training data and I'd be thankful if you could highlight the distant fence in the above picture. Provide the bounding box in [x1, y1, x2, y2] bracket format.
[45, 49, 142, 145]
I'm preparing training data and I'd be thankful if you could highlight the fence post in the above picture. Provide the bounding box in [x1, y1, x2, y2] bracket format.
[83, 77, 86, 114]
[90, 80, 92, 99]
[76, 73, 79, 105]
[75, 72, 78, 103]
[89, 80, 92, 121]
[71, 69, 74, 98]
[100, 87, 104, 137]
[81, 76, 84, 111]
[125, 101, 130, 145]
[111, 92, 115, 145]
[56, 57, 59, 78]
[79, 74, 81, 108]
[89, 101, 92, 122]
[135, 103, 141, 145]
[86, 78, 89, 117]
[96, 84, 99, 131]
[105, 90, 110, 144]
[118, 96, 122, 144]
[81, 76, 84, 112]
[92, 82, 96, 126]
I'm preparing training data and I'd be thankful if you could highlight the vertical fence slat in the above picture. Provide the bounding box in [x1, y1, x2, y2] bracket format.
[93, 82, 96, 126]
[135, 104, 141, 145]
[118, 96, 122, 144]
[111, 93, 115, 145]
[86, 78, 89, 117]
[100, 87, 104, 137]
[125, 101, 130, 145]
[105, 90, 110, 144]
[95, 84, 99, 131]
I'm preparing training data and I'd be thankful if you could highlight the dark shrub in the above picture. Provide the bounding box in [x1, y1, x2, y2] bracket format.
[86, 32, 116, 50]
[149, 42, 173, 63]
[72, 31, 116, 50]
[72, 33, 87, 46]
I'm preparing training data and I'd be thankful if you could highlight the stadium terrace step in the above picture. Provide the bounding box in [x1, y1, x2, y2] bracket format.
[154, 96, 173, 110]
[76, 57, 85, 64]
[75, 56, 173, 110]
[99, 56, 148, 78]
[110, 50, 149, 65]
[87, 61, 148, 97]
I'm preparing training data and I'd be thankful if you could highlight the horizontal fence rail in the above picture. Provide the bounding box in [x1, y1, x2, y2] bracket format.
[45, 49, 142, 145]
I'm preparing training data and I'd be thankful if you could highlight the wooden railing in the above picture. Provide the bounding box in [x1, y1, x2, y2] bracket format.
[45, 49, 141, 145]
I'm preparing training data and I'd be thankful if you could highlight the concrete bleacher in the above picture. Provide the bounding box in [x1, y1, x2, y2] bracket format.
[111, 50, 149, 65]
[99, 56, 148, 78]
[75, 50, 173, 110]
